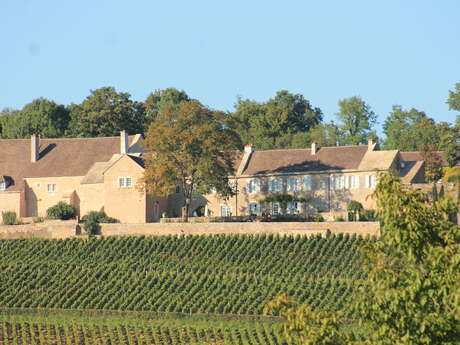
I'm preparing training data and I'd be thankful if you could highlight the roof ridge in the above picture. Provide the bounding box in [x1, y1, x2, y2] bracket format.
[254, 145, 365, 153]
[0, 135, 138, 142]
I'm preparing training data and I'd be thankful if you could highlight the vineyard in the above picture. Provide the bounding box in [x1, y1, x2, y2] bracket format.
[0, 310, 288, 345]
[0, 234, 370, 316]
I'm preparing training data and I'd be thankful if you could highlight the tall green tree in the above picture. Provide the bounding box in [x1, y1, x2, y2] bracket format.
[383, 106, 437, 150]
[336, 96, 377, 145]
[447, 82, 460, 112]
[143, 88, 190, 127]
[0, 99, 70, 138]
[68, 87, 145, 137]
[233, 91, 322, 149]
[143, 101, 241, 221]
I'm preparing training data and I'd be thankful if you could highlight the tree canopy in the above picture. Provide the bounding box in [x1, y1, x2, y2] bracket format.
[143, 100, 242, 220]
[233, 90, 322, 149]
[68, 87, 145, 137]
[0, 98, 70, 138]
[336, 96, 377, 145]
[143, 88, 190, 127]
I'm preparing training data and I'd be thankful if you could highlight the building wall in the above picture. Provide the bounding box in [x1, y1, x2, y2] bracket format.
[103, 155, 147, 223]
[79, 183, 105, 217]
[0, 192, 21, 217]
[202, 171, 379, 218]
[0, 220, 77, 239]
[24, 176, 83, 217]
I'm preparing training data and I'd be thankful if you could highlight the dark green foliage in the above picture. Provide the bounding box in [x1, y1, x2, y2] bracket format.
[2, 211, 18, 225]
[347, 201, 363, 221]
[46, 202, 76, 220]
[336, 96, 377, 145]
[81, 211, 119, 235]
[233, 91, 322, 149]
[360, 209, 377, 221]
[0, 98, 70, 139]
[431, 183, 438, 201]
[0, 234, 368, 315]
[68, 87, 146, 137]
[144, 88, 190, 126]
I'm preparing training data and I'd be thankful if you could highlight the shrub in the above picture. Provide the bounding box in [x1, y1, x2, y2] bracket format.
[334, 216, 345, 222]
[361, 209, 377, 221]
[347, 201, 364, 221]
[313, 214, 324, 222]
[81, 211, 119, 235]
[46, 202, 76, 220]
[32, 216, 44, 223]
[2, 211, 18, 225]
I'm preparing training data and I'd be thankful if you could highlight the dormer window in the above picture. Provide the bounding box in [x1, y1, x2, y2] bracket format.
[400, 161, 405, 168]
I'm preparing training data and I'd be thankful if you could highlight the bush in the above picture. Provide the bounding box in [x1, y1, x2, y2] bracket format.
[361, 209, 377, 221]
[334, 216, 345, 222]
[46, 202, 76, 220]
[33, 216, 44, 223]
[312, 214, 325, 222]
[81, 211, 119, 235]
[2, 211, 18, 225]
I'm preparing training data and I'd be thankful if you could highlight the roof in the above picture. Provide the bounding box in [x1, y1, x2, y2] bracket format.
[242, 145, 370, 175]
[0, 136, 139, 191]
[358, 150, 399, 171]
[400, 151, 449, 166]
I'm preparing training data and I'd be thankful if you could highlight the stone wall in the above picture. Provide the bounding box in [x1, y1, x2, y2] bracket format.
[0, 220, 77, 239]
[99, 221, 380, 238]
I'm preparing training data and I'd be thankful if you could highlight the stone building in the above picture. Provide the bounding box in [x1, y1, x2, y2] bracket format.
[0, 132, 454, 222]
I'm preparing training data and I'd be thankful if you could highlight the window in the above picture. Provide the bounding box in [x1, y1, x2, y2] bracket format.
[268, 178, 283, 193]
[272, 203, 280, 216]
[47, 184, 56, 193]
[247, 202, 260, 215]
[347, 175, 360, 189]
[365, 175, 377, 189]
[0, 182, 5, 191]
[175, 186, 180, 193]
[331, 175, 345, 190]
[287, 202, 301, 215]
[303, 176, 313, 191]
[118, 177, 133, 188]
[221, 205, 232, 217]
[247, 179, 260, 193]
[319, 176, 328, 190]
[287, 177, 301, 192]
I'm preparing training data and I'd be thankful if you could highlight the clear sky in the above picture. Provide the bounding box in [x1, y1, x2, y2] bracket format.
[1, 0, 459, 134]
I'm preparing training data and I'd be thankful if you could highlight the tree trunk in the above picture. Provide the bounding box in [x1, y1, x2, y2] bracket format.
[183, 198, 191, 222]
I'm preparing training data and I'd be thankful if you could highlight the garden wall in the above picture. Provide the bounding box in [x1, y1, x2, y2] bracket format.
[99, 221, 380, 237]
[0, 220, 77, 239]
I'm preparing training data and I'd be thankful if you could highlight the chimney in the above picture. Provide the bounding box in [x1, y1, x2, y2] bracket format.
[120, 130, 128, 154]
[237, 144, 255, 175]
[311, 142, 317, 155]
[31, 134, 40, 162]
[368, 138, 375, 151]
[244, 144, 254, 153]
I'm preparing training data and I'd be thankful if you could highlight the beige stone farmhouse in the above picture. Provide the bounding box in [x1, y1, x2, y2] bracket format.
[0, 132, 453, 223]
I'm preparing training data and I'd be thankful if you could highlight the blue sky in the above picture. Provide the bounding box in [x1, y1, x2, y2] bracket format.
[1, 0, 459, 135]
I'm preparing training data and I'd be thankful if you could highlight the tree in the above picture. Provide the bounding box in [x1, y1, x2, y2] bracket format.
[143, 101, 242, 221]
[383, 106, 435, 150]
[447, 82, 460, 112]
[336, 96, 377, 145]
[266, 174, 460, 345]
[233, 91, 322, 149]
[144, 88, 190, 128]
[420, 143, 443, 182]
[0, 99, 70, 138]
[68, 87, 145, 137]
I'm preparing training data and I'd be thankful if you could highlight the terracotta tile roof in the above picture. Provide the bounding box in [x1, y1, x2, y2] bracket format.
[0, 136, 137, 191]
[242, 145, 369, 175]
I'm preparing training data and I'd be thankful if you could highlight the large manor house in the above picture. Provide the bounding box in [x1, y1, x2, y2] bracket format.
[0, 131, 452, 223]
